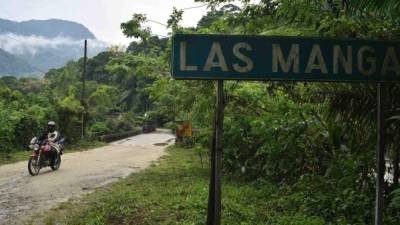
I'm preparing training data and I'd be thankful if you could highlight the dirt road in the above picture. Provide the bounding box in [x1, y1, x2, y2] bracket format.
[0, 130, 175, 225]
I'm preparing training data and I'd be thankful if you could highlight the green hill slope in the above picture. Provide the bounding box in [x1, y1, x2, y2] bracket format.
[0, 48, 40, 77]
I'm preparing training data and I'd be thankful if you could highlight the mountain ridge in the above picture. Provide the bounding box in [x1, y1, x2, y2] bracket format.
[0, 18, 106, 77]
[0, 18, 96, 40]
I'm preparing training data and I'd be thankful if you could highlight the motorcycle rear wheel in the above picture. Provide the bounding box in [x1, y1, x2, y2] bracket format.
[51, 155, 61, 171]
[28, 157, 40, 176]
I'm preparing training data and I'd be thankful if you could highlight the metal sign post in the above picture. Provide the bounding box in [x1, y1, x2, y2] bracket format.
[170, 34, 400, 225]
[206, 80, 224, 225]
[375, 83, 388, 225]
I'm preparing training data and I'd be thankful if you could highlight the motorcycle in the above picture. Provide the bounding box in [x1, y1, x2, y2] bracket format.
[27, 137, 65, 176]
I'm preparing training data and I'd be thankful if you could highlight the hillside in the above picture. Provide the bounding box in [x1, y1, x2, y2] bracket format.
[0, 18, 106, 77]
[0, 48, 39, 77]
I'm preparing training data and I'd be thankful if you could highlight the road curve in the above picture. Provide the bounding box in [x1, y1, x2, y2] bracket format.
[0, 130, 175, 225]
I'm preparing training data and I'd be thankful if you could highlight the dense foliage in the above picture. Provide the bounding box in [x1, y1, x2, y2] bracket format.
[1, 0, 399, 224]
[0, 42, 167, 158]
[149, 0, 400, 224]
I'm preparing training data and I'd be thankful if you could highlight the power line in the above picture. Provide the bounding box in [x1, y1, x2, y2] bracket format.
[149, 33, 169, 38]
[147, 3, 208, 28]
[147, 19, 168, 28]
[155, 34, 169, 38]
[145, 3, 209, 34]
[181, 3, 208, 11]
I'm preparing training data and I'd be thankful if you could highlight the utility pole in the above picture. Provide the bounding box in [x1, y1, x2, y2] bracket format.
[81, 39, 87, 139]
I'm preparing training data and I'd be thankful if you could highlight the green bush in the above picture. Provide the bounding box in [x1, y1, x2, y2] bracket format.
[89, 122, 111, 136]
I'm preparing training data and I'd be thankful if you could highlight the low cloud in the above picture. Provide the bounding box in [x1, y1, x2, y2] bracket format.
[0, 33, 108, 56]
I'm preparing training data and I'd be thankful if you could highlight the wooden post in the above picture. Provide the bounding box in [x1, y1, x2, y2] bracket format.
[207, 80, 224, 225]
[81, 39, 87, 139]
[375, 83, 388, 225]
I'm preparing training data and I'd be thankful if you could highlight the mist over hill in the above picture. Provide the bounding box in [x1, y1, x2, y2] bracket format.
[0, 48, 40, 77]
[0, 18, 107, 77]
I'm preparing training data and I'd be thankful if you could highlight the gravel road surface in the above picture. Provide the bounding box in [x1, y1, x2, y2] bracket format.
[0, 130, 174, 225]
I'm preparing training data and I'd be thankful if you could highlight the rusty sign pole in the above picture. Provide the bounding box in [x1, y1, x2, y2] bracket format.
[207, 80, 224, 225]
[375, 83, 388, 225]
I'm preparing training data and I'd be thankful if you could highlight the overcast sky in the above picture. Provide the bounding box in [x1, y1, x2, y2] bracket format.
[0, 0, 209, 45]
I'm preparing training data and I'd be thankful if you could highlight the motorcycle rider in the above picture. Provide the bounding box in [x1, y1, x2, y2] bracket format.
[38, 121, 62, 165]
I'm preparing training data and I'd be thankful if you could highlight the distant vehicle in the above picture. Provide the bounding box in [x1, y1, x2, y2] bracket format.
[27, 137, 65, 176]
[142, 120, 156, 133]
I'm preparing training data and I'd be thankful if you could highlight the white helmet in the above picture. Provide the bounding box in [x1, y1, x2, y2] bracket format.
[47, 121, 56, 132]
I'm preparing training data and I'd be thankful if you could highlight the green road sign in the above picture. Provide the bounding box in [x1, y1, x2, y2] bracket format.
[171, 34, 400, 82]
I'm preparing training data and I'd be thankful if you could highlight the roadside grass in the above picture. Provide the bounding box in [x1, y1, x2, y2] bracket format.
[0, 150, 31, 166]
[0, 140, 105, 166]
[36, 146, 327, 225]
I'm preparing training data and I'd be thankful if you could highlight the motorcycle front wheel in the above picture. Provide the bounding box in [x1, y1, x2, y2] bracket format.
[28, 156, 40, 176]
[51, 155, 61, 171]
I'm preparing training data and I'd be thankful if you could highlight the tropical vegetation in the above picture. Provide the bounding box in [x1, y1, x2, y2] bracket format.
[1, 0, 400, 224]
